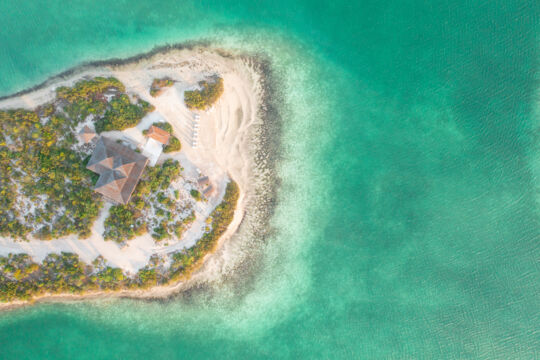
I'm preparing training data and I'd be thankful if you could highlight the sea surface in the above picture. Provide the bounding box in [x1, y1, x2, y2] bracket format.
[0, 1, 539, 359]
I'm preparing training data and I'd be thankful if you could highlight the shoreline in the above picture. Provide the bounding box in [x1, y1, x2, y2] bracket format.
[0, 41, 206, 101]
[0, 44, 281, 311]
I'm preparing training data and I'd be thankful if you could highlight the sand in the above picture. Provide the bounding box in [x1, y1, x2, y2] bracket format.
[0, 47, 263, 279]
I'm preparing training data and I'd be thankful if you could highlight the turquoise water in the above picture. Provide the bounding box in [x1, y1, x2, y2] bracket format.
[1, 1, 539, 359]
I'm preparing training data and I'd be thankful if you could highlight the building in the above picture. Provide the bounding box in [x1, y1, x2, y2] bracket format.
[147, 125, 170, 144]
[86, 136, 149, 204]
[197, 176, 210, 188]
[197, 176, 215, 198]
[142, 125, 170, 166]
[79, 125, 96, 143]
[202, 185, 216, 198]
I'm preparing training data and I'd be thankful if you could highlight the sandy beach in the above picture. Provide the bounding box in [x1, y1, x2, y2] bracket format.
[0, 46, 275, 309]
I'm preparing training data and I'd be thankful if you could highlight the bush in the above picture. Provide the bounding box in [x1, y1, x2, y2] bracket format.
[164, 136, 181, 153]
[56, 77, 125, 102]
[150, 78, 174, 97]
[95, 95, 149, 132]
[144, 159, 182, 192]
[184, 77, 224, 110]
[0, 252, 130, 301]
[56, 77, 125, 121]
[190, 189, 201, 201]
[170, 181, 239, 275]
[103, 205, 142, 242]
[0, 108, 101, 240]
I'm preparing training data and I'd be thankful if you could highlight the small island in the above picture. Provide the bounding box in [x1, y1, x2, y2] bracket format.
[0, 47, 266, 306]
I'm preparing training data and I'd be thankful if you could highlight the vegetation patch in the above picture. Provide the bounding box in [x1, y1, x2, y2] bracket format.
[169, 181, 239, 280]
[0, 109, 101, 240]
[190, 189, 202, 201]
[0, 180, 239, 302]
[56, 77, 125, 121]
[164, 136, 181, 153]
[94, 94, 153, 132]
[184, 76, 224, 110]
[150, 78, 174, 97]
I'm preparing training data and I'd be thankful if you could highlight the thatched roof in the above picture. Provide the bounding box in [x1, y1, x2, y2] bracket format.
[87, 137, 148, 204]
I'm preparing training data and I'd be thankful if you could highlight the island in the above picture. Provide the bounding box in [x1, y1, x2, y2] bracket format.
[0, 46, 275, 308]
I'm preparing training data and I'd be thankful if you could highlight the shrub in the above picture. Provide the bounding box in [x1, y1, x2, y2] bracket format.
[170, 181, 239, 275]
[190, 189, 201, 201]
[94, 95, 149, 132]
[164, 136, 181, 153]
[103, 205, 142, 242]
[56, 77, 125, 121]
[0, 108, 101, 240]
[150, 78, 174, 97]
[184, 77, 224, 110]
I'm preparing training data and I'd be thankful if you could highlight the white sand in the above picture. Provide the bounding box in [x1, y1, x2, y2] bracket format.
[0, 47, 262, 274]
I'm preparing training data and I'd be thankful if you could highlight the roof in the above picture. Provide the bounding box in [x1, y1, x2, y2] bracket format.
[202, 185, 215, 198]
[141, 138, 163, 166]
[197, 176, 210, 188]
[86, 136, 148, 204]
[147, 125, 170, 144]
[79, 125, 96, 143]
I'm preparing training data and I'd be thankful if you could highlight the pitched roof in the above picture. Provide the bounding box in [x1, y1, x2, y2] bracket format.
[147, 125, 170, 144]
[86, 137, 148, 204]
[197, 176, 210, 188]
[202, 185, 215, 198]
[79, 125, 96, 143]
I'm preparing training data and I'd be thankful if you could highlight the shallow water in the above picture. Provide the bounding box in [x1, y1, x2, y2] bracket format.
[0, 1, 539, 359]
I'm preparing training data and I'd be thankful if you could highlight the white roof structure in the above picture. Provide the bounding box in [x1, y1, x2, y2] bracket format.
[141, 138, 163, 166]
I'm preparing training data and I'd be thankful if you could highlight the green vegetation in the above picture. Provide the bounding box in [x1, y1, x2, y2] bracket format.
[144, 158, 182, 192]
[0, 181, 239, 302]
[94, 94, 153, 133]
[164, 136, 181, 153]
[57, 76, 153, 133]
[0, 109, 101, 240]
[56, 77, 124, 121]
[58, 76, 154, 133]
[184, 76, 224, 110]
[0, 252, 128, 301]
[57, 77, 125, 101]
[150, 78, 174, 97]
[190, 189, 202, 201]
[169, 181, 239, 279]
[103, 205, 145, 242]
[0, 252, 121, 301]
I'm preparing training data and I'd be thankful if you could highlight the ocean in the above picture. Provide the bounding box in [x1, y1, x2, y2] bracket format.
[0, 0, 539, 359]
